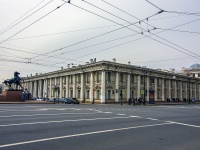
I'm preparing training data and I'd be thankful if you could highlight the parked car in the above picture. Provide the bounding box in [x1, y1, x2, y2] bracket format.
[49, 97, 56, 102]
[60, 98, 71, 104]
[68, 98, 80, 104]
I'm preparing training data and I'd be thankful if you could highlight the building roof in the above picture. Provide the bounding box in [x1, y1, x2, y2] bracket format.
[189, 64, 200, 70]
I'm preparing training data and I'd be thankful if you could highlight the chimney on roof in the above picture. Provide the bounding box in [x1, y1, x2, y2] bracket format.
[94, 58, 96, 63]
[61, 67, 63, 70]
[36, 73, 38, 75]
[112, 58, 116, 63]
[90, 59, 93, 63]
[128, 61, 131, 65]
[67, 64, 70, 68]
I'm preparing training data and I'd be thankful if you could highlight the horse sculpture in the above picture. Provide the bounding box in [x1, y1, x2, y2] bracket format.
[3, 71, 24, 90]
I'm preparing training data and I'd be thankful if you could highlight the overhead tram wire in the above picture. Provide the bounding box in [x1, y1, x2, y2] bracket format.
[98, 0, 200, 59]
[145, 0, 200, 17]
[0, 0, 53, 36]
[0, 0, 45, 34]
[0, 1, 67, 45]
[156, 28, 200, 35]
[0, 46, 85, 64]
[63, 1, 200, 60]
[4, 14, 199, 65]
[31, 17, 200, 64]
[8, 24, 122, 41]
[8, 13, 187, 41]
[31, 11, 160, 59]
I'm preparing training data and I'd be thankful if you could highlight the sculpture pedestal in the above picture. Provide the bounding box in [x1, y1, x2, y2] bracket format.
[0, 90, 23, 102]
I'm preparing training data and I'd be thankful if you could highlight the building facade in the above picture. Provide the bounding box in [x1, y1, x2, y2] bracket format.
[10, 60, 200, 103]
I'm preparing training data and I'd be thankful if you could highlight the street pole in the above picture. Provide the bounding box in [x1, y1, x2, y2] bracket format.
[121, 89, 122, 105]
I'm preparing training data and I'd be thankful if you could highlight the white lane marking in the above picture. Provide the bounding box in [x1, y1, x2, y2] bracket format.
[0, 122, 173, 148]
[117, 114, 126, 116]
[146, 118, 158, 121]
[0, 112, 105, 118]
[0, 116, 136, 127]
[166, 121, 200, 128]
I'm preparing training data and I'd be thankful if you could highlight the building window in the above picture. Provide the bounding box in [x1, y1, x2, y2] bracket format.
[69, 76, 73, 84]
[120, 73, 123, 82]
[97, 72, 100, 83]
[193, 74, 195, 77]
[97, 90, 100, 99]
[87, 90, 90, 98]
[198, 73, 200, 77]
[131, 75, 134, 84]
[86, 73, 90, 83]
[157, 78, 159, 86]
[78, 74, 81, 84]
[150, 78, 154, 83]
[164, 79, 166, 87]
[70, 90, 73, 97]
[78, 90, 80, 98]
[108, 72, 111, 82]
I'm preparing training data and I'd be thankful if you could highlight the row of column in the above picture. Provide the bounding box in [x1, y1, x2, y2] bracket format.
[23, 72, 200, 103]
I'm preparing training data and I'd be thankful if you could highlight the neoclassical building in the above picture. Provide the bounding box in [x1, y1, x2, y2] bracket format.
[13, 59, 200, 103]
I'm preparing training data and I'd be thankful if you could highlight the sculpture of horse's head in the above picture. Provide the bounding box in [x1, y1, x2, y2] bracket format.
[14, 71, 20, 77]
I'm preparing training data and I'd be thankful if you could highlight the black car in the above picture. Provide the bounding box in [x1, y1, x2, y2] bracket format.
[60, 98, 71, 104]
[68, 98, 80, 104]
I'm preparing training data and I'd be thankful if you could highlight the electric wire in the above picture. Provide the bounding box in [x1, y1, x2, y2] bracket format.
[0, 1, 66, 45]
[0, 0, 45, 34]
[145, 0, 200, 16]
[99, 0, 200, 58]
[31, 11, 160, 59]
[0, 0, 53, 36]
[8, 24, 121, 41]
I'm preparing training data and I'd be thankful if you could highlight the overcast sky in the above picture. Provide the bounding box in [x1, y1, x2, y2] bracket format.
[0, 0, 200, 82]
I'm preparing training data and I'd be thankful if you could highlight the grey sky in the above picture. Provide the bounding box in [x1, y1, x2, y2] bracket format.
[0, 0, 200, 82]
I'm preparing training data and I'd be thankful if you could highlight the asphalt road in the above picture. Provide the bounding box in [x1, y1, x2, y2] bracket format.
[0, 103, 200, 150]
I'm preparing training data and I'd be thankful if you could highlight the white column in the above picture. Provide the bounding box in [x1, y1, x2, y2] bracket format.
[190, 82, 192, 99]
[43, 80, 46, 98]
[162, 79, 164, 101]
[101, 71, 106, 103]
[34, 81, 38, 98]
[194, 83, 197, 99]
[60, 77, 63, 98]
[39, 80, 43, 98]
[90, 72, 94, 103]
[46, 79, 48, 98]
[146, 76, 149, 102]
[73, 75, 76, 97]
[198, 84, 200, 100]
[174, 80, 177, 99]
[137, 75, 141, 99]
[81, 74, 84, 102]
[127, 74, 130, 101]
[180, 81, 183, 100]
[55, 78, 57, 86]
[66, 76, 69, 98]
[154, 78, 157, 101]
[185, 82, 188, 99]
[30, 81, 33, 95]
[115, 72, 119, 102]
[49, 79, 52, 98]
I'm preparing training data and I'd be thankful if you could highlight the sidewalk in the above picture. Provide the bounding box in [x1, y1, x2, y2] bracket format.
[0, 101, 199, 105]
[0, 100, 55, 104]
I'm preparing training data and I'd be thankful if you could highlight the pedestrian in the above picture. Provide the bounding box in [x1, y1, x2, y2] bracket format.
[22, 92, 27, 102]
[128, 98, 131, 105]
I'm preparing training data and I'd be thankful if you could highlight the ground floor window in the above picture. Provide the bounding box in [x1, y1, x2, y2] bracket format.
[97, 90, 100, 99]
[70, 90, 73, 97]
[78, 90, 80, 98]
[87, 90, 90, 98]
